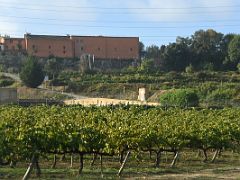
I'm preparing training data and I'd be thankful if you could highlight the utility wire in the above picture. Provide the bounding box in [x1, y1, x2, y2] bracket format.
[1, 14, 240, 24]
[1, 5, 240, 14]
[0, 19, 239, 29]
[0, 1, 239, 10]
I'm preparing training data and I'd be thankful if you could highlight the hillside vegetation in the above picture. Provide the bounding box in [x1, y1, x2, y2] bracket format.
[1, 29, 240, 106]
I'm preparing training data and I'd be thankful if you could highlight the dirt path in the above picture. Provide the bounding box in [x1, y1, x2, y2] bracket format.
[128, 167, 240, 180]
[64, 98, 159, 106]
[2, 72, 88, 99]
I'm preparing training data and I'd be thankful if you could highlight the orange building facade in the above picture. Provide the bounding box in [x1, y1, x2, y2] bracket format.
[0, 37, 25, 52]
[71, 36, 139, 60]
[0, 34, 139, 60]
[25, 35, 74, 58]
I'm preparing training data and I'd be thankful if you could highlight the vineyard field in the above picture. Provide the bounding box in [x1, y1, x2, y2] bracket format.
[0, 105, 240, 179]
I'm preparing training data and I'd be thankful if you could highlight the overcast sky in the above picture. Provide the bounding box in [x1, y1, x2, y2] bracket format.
[0, 0, 240, 46]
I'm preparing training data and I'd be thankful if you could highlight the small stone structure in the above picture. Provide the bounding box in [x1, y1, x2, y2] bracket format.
[138, 88, 146, 102]
[0, 88, 17, 105]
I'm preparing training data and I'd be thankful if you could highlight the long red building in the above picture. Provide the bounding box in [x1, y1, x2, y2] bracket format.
[0, 34, 139, 60]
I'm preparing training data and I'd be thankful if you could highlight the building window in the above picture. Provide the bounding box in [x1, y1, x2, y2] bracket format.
[12, 46, 15, 50]
[81, 47, 84, 51]
[130, 48, 133, 51]
[49, 45, 51, 49]
[5, 45, 8, 50]
[63, 50, 66, 54]
[114, 48, 117, 51]
[98, 47, 100, 51]
[10, 39, 13, 43]
[63, 46, 66, 49]
[32, 45, 35, 49]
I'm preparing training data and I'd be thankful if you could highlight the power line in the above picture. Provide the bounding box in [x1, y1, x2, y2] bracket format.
[0, 19, 240, 29]
[0, 1, 239, 10]
[1, 5, 240, 14]
[0, 28, 186, 36]
[1, 14, 240, 24]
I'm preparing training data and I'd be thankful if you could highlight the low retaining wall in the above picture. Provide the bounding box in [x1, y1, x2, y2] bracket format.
[0, 88, 17, 105]
[64, 98, 159, 106]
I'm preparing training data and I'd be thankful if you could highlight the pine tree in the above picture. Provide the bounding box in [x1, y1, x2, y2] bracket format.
[20, 56, 44, 88]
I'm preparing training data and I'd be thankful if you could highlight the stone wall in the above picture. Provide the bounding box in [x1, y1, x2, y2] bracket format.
[0, 88, 17, 105]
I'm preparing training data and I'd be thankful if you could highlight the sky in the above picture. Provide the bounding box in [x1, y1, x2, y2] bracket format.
[0, 0, 240, 46]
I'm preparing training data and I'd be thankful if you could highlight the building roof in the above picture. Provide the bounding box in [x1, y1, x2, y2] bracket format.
[24, 34, 71, 40]
[0, 37, 24, 40]
[24, 34, 139, 40]
[70, 35, 139, 39]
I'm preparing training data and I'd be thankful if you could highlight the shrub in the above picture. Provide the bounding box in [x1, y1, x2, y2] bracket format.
[185, 64, 194, 74]
[195, 71, 213, 82]
[207, 88, 235, 101]
[205, 88, 236, 106]
[0, 79, 14, 87]
[165, 71, 183, 81]
[196, 82, 217, 100]
[0, 75, 15, 87]
[20, 56, 45, 88]
[139, 59, 155, 73]
[160, 89, 199, 108]
[203, 62, 214, 71]
[237, 63, 240, 72]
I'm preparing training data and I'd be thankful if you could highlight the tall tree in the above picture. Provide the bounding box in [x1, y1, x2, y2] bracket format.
[222, 34, 236, 70]
[139, 58, 155, 73]
[222, 33, 236, 57]
[160, 37, 192, 71]
[227, 35, 240, 69]
[145, 45, 160, 59]
[44, 58, 62, 80]
[139, 41, 145, 60]
[20, 56, 44, 88]
[190, 29, 224, 70]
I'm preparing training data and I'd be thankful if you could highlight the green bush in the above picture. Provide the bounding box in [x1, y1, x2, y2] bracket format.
[0, 75, 15, 87]
[237, 63, 240, 72]
[160, 89, 199, 107]
[203, 62, 214, 71]
[139, 59, 155, 73]
[206, 88, 236, 104]
[185, 64, 194, 74]
[195, 72, 213, 81]
[196, 82, 218, 100]
[0, 79, 14, 87]
[165, 71, 183, 81]
[20, 56, 45, 88]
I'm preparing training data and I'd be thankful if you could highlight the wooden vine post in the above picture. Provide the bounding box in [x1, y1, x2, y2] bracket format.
[118, 151, 131, 177]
